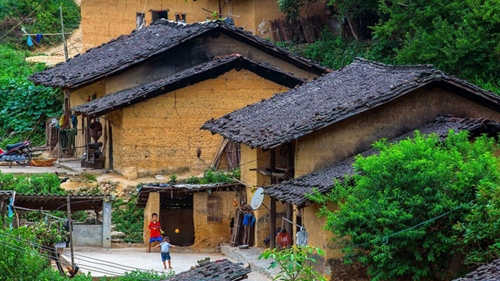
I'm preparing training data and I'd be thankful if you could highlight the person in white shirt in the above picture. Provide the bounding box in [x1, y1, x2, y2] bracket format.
[154, 236, 177, 269]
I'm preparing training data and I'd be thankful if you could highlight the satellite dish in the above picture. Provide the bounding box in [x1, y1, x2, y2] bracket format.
[250, 187, 265, 210]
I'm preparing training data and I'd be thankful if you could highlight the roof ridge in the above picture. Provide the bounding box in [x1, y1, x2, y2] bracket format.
[353, 57, 435, 70]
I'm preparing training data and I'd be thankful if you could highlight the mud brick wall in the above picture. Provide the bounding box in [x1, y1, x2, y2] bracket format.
[113, 69, 287, 179]
[191, 191, 235, 249]
[80, 0, 326, 51]
[295, 87, 500, 177]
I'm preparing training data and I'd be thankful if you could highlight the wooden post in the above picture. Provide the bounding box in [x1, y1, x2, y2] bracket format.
[285, 202, 293, 240]
[270, 148, 276, 184]
[270, 197, 276, 249]
[108, 121, 113, 170]
[66, 195, 75, 268]
[59, 6, 68, 62]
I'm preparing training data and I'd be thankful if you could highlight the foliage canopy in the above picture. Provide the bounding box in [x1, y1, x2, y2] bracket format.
[310, 131, 500, 280]
[291, 0, 500, 94]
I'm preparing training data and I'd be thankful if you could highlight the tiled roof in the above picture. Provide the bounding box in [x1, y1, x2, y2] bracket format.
[136, 182, 243, 207]
[72, 54, 305, 117]
[201, 58, 500, 149]
[453, 259, 500, 281]
[264, 116, 500, 206]
[12, 193, 106, 211]
[28, 20, 328, 89]
[164, 259, 251, 281]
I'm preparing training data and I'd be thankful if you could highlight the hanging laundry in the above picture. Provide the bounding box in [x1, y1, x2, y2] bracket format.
[71, 114, 78, 129]
[296, 227, 309, 246]
[242, 213, 251, 226]
[27, 35, 34, 46]
[35, 33, 43, 43]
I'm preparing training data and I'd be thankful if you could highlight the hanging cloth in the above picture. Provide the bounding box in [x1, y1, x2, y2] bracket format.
[296, 227, 308, 246]
[8, 198, 14, 229]
[27, 36, 34, 46]
[242, 213, 250, 226]
[35, 33, 43, 43]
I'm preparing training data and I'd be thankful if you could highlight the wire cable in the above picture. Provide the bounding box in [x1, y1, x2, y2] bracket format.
[0, 0, 49, 42]
[0, 236, 169, 281]
[0, 230, 161, 273]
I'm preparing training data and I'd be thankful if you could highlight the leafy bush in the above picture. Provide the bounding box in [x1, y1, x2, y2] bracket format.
[117, 269, 174, 281]
[300, 29, 371, 70]
[0, 172, 65, 194]
[0, 226, 93, 281]
[310, 131, 500, 280]
[0, 45, 62, 145]
[260, 245, 326, 281]
[112, 196, 144, 243]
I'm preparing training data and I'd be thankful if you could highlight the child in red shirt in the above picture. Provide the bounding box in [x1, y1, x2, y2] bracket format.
[144, 213, 162, 253]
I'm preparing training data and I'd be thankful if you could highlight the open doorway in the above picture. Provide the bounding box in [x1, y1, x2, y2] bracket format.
[159, 192, 194, 246]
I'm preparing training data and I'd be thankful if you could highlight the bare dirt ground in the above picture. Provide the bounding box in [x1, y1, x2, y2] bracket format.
[25, 0, 82, 66]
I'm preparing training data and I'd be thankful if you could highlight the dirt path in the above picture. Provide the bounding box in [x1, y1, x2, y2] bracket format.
[25, 0, 82, 66]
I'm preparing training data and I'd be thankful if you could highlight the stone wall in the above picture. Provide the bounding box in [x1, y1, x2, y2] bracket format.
[73, 224, 103, 247]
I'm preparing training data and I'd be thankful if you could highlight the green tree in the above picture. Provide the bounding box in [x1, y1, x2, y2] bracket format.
[371, 0, 500, 81]
[310, 131, 500, 280]
[0, 45, 62, 145]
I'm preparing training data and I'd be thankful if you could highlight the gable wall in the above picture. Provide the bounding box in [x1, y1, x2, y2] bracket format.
[295, 87, 500, 177]
[113, 69, 288, 179]
[101, 32, 318, 96]
[199, 33, 317, 81]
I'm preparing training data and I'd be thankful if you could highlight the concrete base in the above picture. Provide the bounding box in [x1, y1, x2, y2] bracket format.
[221, 243, 279, 279]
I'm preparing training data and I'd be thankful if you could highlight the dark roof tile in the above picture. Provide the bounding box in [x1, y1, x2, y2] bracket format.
[202, 58, 500, 149]
[164, 259, 251, 281]
[264, 116, 500, 206]
[453, 259, 500, 281]
[29, 20, 328, 89]
[72, 55, 305, 116]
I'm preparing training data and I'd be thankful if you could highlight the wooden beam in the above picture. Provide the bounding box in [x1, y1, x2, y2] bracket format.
[270, 197, 276, 248]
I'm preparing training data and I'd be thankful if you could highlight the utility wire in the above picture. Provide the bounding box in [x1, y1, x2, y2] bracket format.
[329, 201, 474, 250]
[0, 0, 49, 42]
[0, 230, 161, 273]
[0, 236, 168, 281]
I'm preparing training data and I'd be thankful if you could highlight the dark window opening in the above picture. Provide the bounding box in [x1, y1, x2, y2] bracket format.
[151, 10, 169, 23]
[175, 13, 187, 23]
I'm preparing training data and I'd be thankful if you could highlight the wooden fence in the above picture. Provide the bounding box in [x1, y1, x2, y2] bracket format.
[270, 15, 323, 43]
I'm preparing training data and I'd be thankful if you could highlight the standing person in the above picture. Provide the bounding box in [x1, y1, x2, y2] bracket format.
[143, 213, 162, 253]
[154, 236, 177, 269]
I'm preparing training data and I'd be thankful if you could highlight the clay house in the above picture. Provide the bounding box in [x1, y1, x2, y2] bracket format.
[28, 20, 329, 180]
[201, 58, 500, 280]
[80, 0, 326, 51]
[136, 181, 247, 249]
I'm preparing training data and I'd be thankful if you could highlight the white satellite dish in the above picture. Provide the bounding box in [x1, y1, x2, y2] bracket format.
[250, 187, 265, 210]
